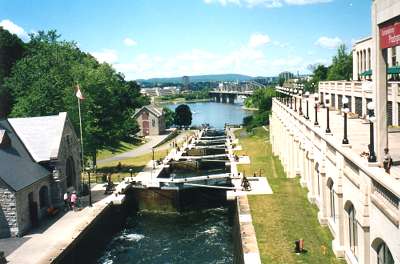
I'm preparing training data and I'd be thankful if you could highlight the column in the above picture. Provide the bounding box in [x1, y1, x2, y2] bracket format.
[392, 83, 399, 126]
[332, 152, 345, 257]
[372, 1, 388, 162]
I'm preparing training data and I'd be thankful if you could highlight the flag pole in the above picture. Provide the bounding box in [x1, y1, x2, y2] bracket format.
[77, 94, 84, 170]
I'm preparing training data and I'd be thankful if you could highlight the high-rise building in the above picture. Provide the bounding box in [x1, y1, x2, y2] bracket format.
[182, 76, 190, 91]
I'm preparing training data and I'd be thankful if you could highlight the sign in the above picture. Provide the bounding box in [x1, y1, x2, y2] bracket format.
[380, 22, 400, 49]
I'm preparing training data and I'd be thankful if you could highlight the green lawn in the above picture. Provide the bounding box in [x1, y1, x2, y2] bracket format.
[96, 140, 143, 161]
[235, 127, 345, 264]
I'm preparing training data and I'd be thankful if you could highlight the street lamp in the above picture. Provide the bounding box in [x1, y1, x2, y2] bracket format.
[129, 168, 133, 178]
[85, 166, 92, 207]
[290, 89, 293, 109]
[294, 89, 298, 112]
[325, 98, 331, 134]
[298, 90, 303, 115]
[304, 91, 310, 119]
[367, 102, 377, 162]
[342, 97, 350, 144]
[314, 93, 319, 126]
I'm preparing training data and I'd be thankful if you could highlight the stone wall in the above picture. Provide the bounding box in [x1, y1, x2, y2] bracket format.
[15, 178, 51, 236]
[0, 181, 17, 238]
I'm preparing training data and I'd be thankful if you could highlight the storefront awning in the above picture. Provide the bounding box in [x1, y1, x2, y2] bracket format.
[387, 66, 400, 74]
[361, 69, 372, 76]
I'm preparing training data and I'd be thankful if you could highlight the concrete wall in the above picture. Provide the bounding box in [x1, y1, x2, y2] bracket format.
[270, 98, 400, 264]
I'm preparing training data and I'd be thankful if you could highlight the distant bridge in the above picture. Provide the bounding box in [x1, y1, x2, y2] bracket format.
[208, 90, 254, 103]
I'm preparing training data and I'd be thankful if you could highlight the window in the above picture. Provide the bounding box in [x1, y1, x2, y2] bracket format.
[39, 186, 49, 208]
[347, 204, 358, 257]
[328, 180, 335, 221]
[377, 242, 394, 264]
[152, 119, 156, 127]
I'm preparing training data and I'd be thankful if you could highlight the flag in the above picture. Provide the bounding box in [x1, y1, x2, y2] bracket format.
[75, 84, 85, 100]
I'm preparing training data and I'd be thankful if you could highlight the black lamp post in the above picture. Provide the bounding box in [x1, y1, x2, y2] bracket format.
[305, 91, 310, 119]
[325, 98, 331, 133]
[85, 166, 92, 207]
[152, 147, 156, 169]
[298, 89, 303, 115]
[367, 102, 377, 162]
[129, 168, 133, 177]
[342, 97, 349, 144]
[314, 93, 319, 126]
[290, 89, 293, 109]
[294, 89, 298, 112]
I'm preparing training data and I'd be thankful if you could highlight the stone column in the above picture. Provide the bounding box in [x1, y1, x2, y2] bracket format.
[372, 1, 388, 161]
[332, 152, 345, 257]
[358, 171, 371, 264]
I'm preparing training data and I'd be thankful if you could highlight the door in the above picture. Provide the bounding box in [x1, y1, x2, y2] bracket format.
[28, 192, 38, 228]
[143, 121, 149, 136]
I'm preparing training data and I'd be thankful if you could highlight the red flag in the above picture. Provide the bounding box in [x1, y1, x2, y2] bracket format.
[75, 84, 85, 100]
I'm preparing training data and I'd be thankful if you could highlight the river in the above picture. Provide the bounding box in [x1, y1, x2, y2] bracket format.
[166, 101, 251, 129]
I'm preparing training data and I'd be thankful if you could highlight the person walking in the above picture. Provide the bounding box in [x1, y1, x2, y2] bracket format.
[70, 191, 78, 211]
[63, 191, 70, 211]
[383, 148, 392, 174]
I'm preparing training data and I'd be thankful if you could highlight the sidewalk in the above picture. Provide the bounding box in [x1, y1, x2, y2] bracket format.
[1, 184, 113, 264]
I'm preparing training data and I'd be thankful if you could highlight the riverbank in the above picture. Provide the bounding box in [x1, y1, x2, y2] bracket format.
[241, 106, 258, 111]
[234, 127, 345, 264]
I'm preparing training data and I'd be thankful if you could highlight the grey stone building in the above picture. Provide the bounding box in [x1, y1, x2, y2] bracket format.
[133, 105, 166, 136]
[0, 112, 81, 238]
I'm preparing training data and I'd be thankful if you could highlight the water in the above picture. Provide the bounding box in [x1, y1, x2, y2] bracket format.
[166, 101, 251, 129]
[97, 208, 233, 264]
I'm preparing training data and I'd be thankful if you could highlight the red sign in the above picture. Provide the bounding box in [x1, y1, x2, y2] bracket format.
[380, 23, 400, 49]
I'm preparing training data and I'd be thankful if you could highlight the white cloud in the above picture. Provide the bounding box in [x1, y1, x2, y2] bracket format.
[248, 33, 271, 48]
[90, 49, 118, 64]
[123, 37, 137, 47]
[314, 36, 343, 49]
[204, 0, 331, 8]
[0, 19, 29, 41]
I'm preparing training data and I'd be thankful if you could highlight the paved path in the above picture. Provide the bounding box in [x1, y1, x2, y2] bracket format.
[2, 184, 112, 264]
[298, 99, 400, 178]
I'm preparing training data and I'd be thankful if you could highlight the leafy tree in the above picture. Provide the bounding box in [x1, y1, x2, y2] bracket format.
[0, 27, 26, 117]
[174, 104, 192, 128]
[4, 30, 149, 164]
[163, 107, 175, 128]
[327, 44, 353, 81]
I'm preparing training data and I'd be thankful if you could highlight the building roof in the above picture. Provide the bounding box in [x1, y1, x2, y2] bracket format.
[0, 120, 50, 191]
[133, 105, 164, 118]
[8, 112, 67, 162]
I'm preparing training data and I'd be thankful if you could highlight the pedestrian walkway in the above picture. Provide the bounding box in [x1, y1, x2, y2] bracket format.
[2, 184, 116, 264]
[299, 99, 400, 179]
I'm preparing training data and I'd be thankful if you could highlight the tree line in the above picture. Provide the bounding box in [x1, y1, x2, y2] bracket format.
[0, 28, 150, 163]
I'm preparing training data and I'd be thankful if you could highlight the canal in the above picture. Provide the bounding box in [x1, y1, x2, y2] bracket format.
[96, 101, 249, 264]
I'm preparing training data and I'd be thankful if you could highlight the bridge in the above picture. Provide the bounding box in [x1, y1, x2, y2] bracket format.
[209, 90, 254, 103]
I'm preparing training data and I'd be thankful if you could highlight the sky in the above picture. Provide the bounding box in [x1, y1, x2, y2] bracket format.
[0, 0, 371, 80]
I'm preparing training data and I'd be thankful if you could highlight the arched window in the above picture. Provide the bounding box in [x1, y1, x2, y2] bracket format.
[377, 242, 394, 264]
[66, 156, 76, 188]
[39, 186, 49, 209]
[328, 179, 335, 221]
[347, 204, 358, 257]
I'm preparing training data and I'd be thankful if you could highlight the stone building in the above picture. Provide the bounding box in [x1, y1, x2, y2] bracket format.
[0, 112, 81, 238]
[133, 105, 166, 136]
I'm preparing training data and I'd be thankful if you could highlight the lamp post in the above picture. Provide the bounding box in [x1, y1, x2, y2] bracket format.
[290, 89, 293, 109]
[85, 166, 92, 207]
[314, 93, 319, 126]
[325, 98, 331, 133]
[298, 89, 303, 115]
[367, 102, 377, 162]
[342, 97, 349, 144]
[129, 168, 133, 178]
[294, 89, 298, 112]
[305, 91, 310, 119]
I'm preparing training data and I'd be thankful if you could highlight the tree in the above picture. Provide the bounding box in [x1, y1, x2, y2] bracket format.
[0, 27, 26, 117]
[174, 104, 192, 128]
[327, 44, 353, 81]
[4, 30, 149, 164]
[163, 107, 175, 128]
